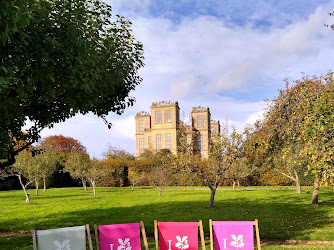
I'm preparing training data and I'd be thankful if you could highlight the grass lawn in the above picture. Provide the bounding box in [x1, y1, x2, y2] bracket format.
[0, 186, 333, 249]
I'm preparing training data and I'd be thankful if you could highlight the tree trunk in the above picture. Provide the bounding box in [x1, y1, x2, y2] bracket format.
[159, 188, 162, 196]
[183, 172, 187, 190]
[25, 190, 30, 203]
[208, 187, 216, 208]
[82, 179, 87, 191]
[18, 175, 30, 203]
[232, 180, 236, 191]
[92, 181, 96, 195]
[43, 177, 46, 192]
[237, 180, 240, 186]
[35, 178, 39, 196]
[311, 173, 320, 204]
[123, 166, 130, 187]
[294, 170, 302, 194]
[131, 183, 135, 191]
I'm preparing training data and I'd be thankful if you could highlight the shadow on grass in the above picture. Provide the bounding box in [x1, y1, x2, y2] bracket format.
[0, 235, 32, 250]
[1, 198, 333, 241]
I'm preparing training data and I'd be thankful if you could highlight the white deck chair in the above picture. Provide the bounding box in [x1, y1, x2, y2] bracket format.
[32, 224, 93, 250]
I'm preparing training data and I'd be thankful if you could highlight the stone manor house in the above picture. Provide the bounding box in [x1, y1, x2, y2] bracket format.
[135, 101, 220, 158]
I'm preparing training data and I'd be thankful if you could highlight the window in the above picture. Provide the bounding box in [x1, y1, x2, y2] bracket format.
[156, 134, 162, 149]
[165, 133, 172, 149]
[198, 134, 204, 149]
[176, 110, 180, 127]
[211, 127, 216, 135]
[198, 115, 204, 128]
[139, 138, 145, 152]
[138, 120, 144, 132]
[155, 111, 162, 124]
[165, 110, 171, 123]
[148, 136, 152, 150]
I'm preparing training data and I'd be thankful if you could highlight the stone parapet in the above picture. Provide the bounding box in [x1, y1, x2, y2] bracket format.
[151, 100, 179, 108]
[192, 106, 209, 113]
[135, 111, 150, 117]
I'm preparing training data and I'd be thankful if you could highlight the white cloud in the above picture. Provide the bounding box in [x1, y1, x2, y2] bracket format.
[244, 108, 266, 127]
[131, 6, 334, 98]
[109, 116, 135, 140]
[24, 1, 334, 157]
[170, 75, 200, 99]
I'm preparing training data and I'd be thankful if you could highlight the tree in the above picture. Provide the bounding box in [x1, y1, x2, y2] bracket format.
[175, 123, 198, 189]
[197, 125, 244, 208]
[64, 152, 90, 191]
[39, 135, 88, 188]
[22, 149, 58, 195]
[302, 74, 334, 203]
[146, 150, 176, 196]
[65, 152, 107, 195]
[244, 116, 306, 194]
[272, 146, 305, 194]
[225, 157, 256, 191]
[128, 159, 149, 191]
[176, 121, 244, 207]
[249, 73, 334, 203]
[149, 165, 174, 196]
[140, 149, 176, 196]
[39, 135, 87, 155]
[86, 158, 105, 195]
[101, 147, 135, 187]
[36, 150, 58, 192]
[0, 0, 144, 169]
[9, 150, 37, 203]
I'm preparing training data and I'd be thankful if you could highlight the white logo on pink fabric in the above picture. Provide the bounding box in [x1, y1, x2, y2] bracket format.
[175, 236, 189, 250]
[117, 238, 132, 250]
[99, 223, 140, 250]
[213, 221, 254, 250]
[231, 235, 244, 248]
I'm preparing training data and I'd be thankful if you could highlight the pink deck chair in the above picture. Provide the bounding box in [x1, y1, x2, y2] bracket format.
[209, 220, 261, 250]
[154, 220, 205, 250]
[94, 221, 148, 250]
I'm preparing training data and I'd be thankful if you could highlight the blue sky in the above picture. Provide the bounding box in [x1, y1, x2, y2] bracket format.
[33, 0, 334, 158]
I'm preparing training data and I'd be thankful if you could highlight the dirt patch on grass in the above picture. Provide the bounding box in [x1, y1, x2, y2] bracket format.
[0, 231, 31, 236]
[262, 239, 334, 248]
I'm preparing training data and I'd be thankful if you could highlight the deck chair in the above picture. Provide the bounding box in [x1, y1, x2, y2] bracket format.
[209, 220, 261, 250]
[32, 224, 93, 250]
[154, 220, 205, 250]
[94, 221, 148, 250]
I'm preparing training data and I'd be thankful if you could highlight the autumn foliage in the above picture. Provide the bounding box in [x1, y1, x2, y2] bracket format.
[246, 72, 334, 203]
[39, 135, 87, 154]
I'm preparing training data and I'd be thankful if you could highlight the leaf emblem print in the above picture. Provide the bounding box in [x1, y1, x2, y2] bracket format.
[117, 238, 132, 250]
[54, 239, 71, 250]
[231, 234, 245, 249]
[175, 236, 189, 250]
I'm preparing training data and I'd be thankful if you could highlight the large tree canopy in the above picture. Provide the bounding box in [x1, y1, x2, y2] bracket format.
[0, 0, 144, 168]
[39, 135, 87, 155]
[247, 73, 334, 204]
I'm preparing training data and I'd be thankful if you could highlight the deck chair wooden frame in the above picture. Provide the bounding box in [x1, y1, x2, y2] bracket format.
[209, 219, 261, 250]
[154, 220, 206, 250]
[94, 221, 148, 250]
[32, 224, 93, 250]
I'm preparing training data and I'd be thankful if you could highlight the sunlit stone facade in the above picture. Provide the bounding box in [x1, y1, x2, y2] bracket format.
[135, 101, 220, 158]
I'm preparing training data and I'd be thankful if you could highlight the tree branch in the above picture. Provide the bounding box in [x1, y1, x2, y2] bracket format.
[274, 168, 296, 181]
